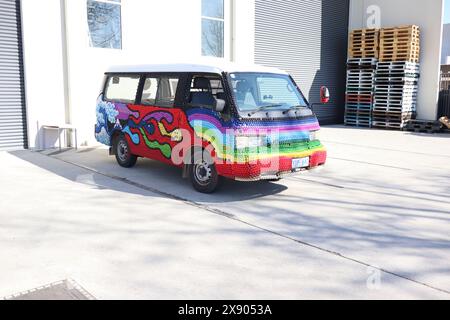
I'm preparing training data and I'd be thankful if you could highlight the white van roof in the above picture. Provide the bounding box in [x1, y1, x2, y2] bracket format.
[106, 60, 288, 75]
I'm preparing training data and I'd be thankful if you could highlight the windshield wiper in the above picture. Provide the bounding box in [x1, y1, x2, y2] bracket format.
[282, 105, 308, 115]
[249, 104, 285, 116]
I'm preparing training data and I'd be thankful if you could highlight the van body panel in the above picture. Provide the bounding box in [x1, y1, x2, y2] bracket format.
[186, 107, 326, 179]
[95, 66, 328, 184]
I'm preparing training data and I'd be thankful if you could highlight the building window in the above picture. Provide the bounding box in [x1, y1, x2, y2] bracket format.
[87, 0, 122, 49]
[202, 0, 224, 58]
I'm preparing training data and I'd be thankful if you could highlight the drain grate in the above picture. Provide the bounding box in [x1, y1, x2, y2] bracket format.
[4, 279, 96, 300]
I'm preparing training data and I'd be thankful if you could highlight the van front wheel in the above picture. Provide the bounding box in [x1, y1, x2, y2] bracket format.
[114, 135, 137, 168]
[189, 150, 220, 193]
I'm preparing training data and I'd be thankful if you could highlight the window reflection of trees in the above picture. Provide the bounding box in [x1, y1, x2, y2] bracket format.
[202, 19, 224, 57]
[87, 0, 122, 49]
[201, 0, 225, 58]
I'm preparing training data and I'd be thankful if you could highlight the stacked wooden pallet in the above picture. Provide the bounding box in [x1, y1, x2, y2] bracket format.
[372, 62, 419, 129]
[345, 58, 377, 127]
[404, 119, 443, 134]
[345, 28, 379, 128]
[379, 25, 420, 63]
[348, 28, 380, 59]
[373, 25, 420, 129]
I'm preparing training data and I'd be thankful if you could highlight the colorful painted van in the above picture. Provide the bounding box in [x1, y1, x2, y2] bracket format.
[95, 62, 328, 193]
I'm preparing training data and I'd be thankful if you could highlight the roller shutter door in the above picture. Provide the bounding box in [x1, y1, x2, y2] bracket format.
[0, 0, 27, 150]
[255, 0, 349, 124]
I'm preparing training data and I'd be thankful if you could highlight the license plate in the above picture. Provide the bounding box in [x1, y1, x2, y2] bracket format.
[292, 157, 310, 169]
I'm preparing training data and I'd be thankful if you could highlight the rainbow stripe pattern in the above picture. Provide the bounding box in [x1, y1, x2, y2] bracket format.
[187, 108, 326, 163]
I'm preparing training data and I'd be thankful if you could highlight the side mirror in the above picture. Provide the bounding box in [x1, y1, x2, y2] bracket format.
[320, 86, 330, 104]
[215, 98, 226, 113]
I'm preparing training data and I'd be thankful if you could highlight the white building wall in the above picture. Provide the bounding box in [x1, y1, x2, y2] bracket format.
[21, 0, 67, 149]
[233, 0, 255, 64]
[22, 0, 256, 148]
[349, 0, 444, 120]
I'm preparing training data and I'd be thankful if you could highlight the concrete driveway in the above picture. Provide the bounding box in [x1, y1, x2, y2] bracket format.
[1, 126, 449, 299]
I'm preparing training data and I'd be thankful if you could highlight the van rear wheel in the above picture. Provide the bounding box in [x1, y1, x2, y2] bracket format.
[189, 150, 220, 193]
[114, 135, 137, 168]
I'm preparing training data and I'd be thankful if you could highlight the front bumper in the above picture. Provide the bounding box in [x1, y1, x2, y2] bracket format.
[216, 150, 327, 181]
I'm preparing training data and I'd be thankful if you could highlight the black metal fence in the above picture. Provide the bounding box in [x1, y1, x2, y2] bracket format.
[438, 71, 450, 118]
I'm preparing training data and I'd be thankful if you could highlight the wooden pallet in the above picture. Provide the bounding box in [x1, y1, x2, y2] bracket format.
[375, 92, 417, 98]
[347, 83, 374, 90]
[374, 99, 417, 107]
[373, 101, 416, 108]
[375, 79, 419, 86]
[350, 28, 380, 38]
[379, 46, 420, 54]
[379, 25, 420, 63]
[375, 83, 418, 89]
[373, 107, 416, 114]
[403, 120, 442, 133]
[346, 88, 374, 94]
[350, 50, 379, 59]
[379, 53, 420, 63]
[375, 76, 419, 83]
[372, 119, 413, 130]
[345, 122, 372, 128]
[345, 121, 372, 128]
[380, 42, 420, 49]
[372, 111, 415, 119]
[376, 70, 420, 76]
[345, 115, 373, 123]
[380, 36, 420, 44]
[380, 25, 420, 38]
[349, 28, 380, 59]
[346, 94, 373, 103]
[345, 104, 373, 111]
[347, 58, 378, 69]
[377, 61, 420, 70]
[350, 40, 378, 48]
[374, 92, 418, 99]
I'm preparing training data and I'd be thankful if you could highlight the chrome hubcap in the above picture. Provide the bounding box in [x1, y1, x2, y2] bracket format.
[117, 140, 129, 162]
[194, 160, 212, 185]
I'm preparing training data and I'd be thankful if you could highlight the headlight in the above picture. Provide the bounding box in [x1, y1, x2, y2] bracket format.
[309, 131, 320, 142]
[235, 136, 266, 149]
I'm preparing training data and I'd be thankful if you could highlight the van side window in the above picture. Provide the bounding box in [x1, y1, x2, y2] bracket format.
[105, 75, 140, 103]
[189, 75, 225, 109]
[141, 76, 179, 108]
[141, 78, 158, 105]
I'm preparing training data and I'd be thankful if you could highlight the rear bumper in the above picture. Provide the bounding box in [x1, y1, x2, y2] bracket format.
[216, 150, 327, 181]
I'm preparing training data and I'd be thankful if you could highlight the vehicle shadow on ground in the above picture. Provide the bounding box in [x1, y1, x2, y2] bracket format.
[9, 150, 288, 203]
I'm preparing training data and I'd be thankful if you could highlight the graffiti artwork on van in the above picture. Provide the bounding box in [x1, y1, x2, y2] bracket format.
[186, 108, 325, 163]
[95, 99, 121, 145]
[95, 96, 183, 160]
[95, 97, 327, 173]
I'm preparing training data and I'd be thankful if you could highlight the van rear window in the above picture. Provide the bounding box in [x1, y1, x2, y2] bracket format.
[105, 75, 140, 103]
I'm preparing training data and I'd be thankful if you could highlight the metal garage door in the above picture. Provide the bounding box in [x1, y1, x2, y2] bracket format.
[255, 0, 349, 124]
[0, 0, 27, 150]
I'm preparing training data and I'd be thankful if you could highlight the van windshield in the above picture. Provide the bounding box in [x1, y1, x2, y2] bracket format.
[229, 73, 308, 113]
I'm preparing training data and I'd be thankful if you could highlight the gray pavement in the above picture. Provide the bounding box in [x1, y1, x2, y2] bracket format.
[0, 126, 449, 299]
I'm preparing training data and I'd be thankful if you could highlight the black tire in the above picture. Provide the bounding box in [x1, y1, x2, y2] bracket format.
[114, 135, 138, 168]
[189, 150, 220, 193]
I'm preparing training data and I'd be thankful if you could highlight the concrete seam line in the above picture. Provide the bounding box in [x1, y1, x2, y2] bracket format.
[42, 152, 450, 296]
